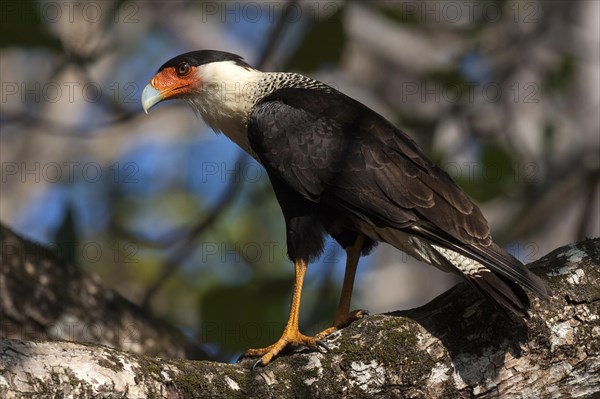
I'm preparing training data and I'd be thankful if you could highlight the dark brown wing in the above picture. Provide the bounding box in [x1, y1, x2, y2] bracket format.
[248, 87, 490, 244]
[248, 87, 551, 309]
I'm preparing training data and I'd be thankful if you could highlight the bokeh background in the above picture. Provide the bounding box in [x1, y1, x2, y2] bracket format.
[1, 0, 598, 361]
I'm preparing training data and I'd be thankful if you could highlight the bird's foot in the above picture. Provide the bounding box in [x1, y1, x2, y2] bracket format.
[315, 309, 368, 340]
[243, 329, 326, 368]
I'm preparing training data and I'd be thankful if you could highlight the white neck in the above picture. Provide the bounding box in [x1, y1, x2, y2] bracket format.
[186, 61, 263, 156]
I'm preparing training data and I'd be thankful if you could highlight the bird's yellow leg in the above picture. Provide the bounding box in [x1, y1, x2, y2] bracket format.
[244, 258, 321, 367]
[316, 235, 366, 340]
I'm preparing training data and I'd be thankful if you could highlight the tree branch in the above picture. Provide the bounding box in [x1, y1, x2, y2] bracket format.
[1, 223, 598, 398]
[0, 224, 209, 361]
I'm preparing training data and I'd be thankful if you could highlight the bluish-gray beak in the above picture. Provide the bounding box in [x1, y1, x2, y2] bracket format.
[141, 84, 163, 114]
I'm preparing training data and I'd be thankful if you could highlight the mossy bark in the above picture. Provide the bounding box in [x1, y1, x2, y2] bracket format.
[1, 224, 598, 398]
[0, 224, 208, 360]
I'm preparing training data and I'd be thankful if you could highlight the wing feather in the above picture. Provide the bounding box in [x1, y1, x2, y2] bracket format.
[248, 88, 490, 245]
[247, 87, 551, 309]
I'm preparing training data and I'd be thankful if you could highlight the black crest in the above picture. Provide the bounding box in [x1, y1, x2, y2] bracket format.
[157, 50, 252, 72]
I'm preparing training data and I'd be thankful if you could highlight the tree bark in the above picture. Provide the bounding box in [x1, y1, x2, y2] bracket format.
[0, 225, 208, 360]
[1, 224, 598, 398]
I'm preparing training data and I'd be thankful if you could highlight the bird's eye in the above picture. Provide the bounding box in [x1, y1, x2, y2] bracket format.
[176, 62, 191, 76]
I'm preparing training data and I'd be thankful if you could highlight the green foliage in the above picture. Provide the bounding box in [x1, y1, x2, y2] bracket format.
[425, 69, 475, 103]
[285, 6, 346, 73]
[375, 3, 420, 25]
[199, 276, 290, 355]
[0, 0, 61, 49]
[450, 142, 518, 203]
[545, 54, 576, 92]
[54, 204, 78, 265]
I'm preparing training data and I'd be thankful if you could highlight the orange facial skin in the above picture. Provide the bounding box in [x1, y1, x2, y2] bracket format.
[148, 65, 201, 100]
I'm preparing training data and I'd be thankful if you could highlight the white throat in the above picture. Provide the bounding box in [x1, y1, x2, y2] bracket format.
[186, 61, 263, 156]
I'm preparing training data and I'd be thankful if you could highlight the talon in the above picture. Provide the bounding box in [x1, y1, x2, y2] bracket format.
[349, 308, 368, 320]
[243, 331, 321, 366]
[252, 358, 263, 371]
[242, 259, 325, 367]
[316, 340, 330, 352]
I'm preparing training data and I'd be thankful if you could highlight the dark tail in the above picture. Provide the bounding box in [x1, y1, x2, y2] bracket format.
[411, 227, 552, 317]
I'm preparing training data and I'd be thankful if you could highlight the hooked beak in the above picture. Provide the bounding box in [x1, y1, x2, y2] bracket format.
[141, 84, 163, 114]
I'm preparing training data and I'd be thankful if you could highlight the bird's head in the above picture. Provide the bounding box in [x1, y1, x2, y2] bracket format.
[141, 50, 254, 114]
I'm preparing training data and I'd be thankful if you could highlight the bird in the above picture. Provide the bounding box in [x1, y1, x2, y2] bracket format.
[141, 50, 551, 367]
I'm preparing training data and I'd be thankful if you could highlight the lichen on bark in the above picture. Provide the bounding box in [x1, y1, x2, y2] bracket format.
[1, 225, 598, 398]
